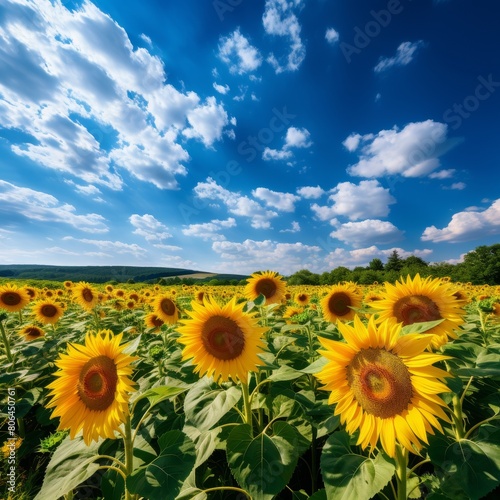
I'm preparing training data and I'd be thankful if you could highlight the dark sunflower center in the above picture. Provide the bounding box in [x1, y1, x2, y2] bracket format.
[160, 298, 176, 316]
[347, 348, 412, 419]
[255, 278, 277, 298]
[393, 295, 441, 325]
[328, 292, 351, 316]
[2, 292, 21, 306]
[82, 288, 94, 303]
[298, 294, 307, 302]
[201, 316, 245, 361]
[26, 327, 42, 338]
[77, 355, 118, 411]
[41, 304, 58, 317]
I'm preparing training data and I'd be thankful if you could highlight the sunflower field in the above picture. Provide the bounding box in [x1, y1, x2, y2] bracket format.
[1, 273, 500, 500]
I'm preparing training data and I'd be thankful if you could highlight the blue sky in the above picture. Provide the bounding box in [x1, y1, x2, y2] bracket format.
[0, 0, 499, 276]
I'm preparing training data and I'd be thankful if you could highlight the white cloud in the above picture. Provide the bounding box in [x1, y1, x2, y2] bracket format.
[182, 96, 231, 147]
[182, 218, 236, 241]
[311, 180, 396, 221]
[346, 120, 456, 178]
[297, 185, 325, 199]
[194, 178, 278, 229]
[284, 127, 312, 149]
[218, 28, 262, 74]
[449, 182, 466, 190]
[63, 236, 146, 257]
[262, 148, 293, 161]
[252, 187, 300, 212]
[325, 27, 340, 44]
[212, 238, 322, 275]
[422, 199, 500, 242]
[263, 0, 306, 73]
[330, 220, 403, 248]
[429, 169, 456, 179]
[153, 243, 182, 251]
[0, 1, 231, 191]
[213, 82, 230, 94]
[280, 221, 301, 233]
[342, 133, 363, 152]
[0, 180, 108, 233]
[129, 214, 171, 241]
[374, 40, 425, 73]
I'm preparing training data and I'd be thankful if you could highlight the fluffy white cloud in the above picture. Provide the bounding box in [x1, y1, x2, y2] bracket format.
[62, 236, 146, 257]
[0, 180, 108, 233]
[422, 199, 500, 242]
[129, 214, 171, 241]
[212, 238, 321, 275]
[325, 27, 340, 44]
[429, 169, 456, 179]
[194, 178, 277, 229]
[449, 182, 466, 190]
[0, 1, 232, 190]
[262, 148, 293, 161]
[297, 186, 325, 199]
[213, 82, 230, 94]
[252, 187, 300, 212]
[182, 218, 236, 241]
[374, 40, 425, 73]
[311, 180, 396, 221]
[263, 0, 306, 73]
[330, 220, 403, 248]
[280, 221, 301, 233]
[345, 120, 456, 178]
[262, 126, 311, 161]
[218, 28, 262, 74]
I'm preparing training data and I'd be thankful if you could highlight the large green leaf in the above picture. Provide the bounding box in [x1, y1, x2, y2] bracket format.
[131, 385, 187, 409]
[183, 378, 241, 432]
[227, 422, 303, 500]
[320, 431, 395, 500]
[34, 435, 101, 499]
[428, 426, 500, 500]
[126, 430, 195, 500]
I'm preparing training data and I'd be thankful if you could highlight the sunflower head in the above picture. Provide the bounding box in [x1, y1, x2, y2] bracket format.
[294, 292, 310, 306]
[177, 296, 268, 383]
[19, 325, 45, 341]
[153, 294, 179, 324]
[316, 315, 451, 458]
[46, 330, 137, 445]
[321, 282, 362, 323]
[72, 282, 99, 311]
[244, 270, 286, 305]
[144, 312, 164, 331]
[0, 284, 31, 313]
[32, 299, 64, 325]
[371, 274, 465, 349]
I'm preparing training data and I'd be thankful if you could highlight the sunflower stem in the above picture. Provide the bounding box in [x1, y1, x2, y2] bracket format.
[201, 486, 251, 498]
[395, 444, 408, 500]
[0, 320, 14, 368]
[452, 393, 466, 440]
[123, 414, 135, 500]
[241, 380, 253, 431]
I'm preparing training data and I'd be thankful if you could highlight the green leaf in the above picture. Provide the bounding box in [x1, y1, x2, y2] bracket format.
[126, 430, 196, 500]
[428, 428, 500, 500]
[299, 356, 328, 374]
[227, 422, 303, 500]
[131, 385, 187, 409]
[308, 490, 328, 500]
[268, 365, 304, 382]
[122, 333, 141, 354]
[401, 319, 444, 335]
[183, 378, 241, 432]
[34, 435, 101, 499]
[254, 293, 267, 306]
[320, 431, 395, 500]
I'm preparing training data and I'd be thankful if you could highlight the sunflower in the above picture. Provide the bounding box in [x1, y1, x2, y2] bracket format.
[321, 282, 362, 323]
[294, 292, 310, 306]
[46, 330, 137, 445]
[153, 294, 179, 324]
[72, 282, 99, 311]
[0, 284, 30, 313]
[177, 296, 268, 383]
[371, 274, 465, 349]
[316, 315, 451, 458]
[244, 270, 286, 305]
[144, 313, 164, 331]
[19, 325, 45, 341]
[24, 286, 38, 301]
[32, 299, 64, 325]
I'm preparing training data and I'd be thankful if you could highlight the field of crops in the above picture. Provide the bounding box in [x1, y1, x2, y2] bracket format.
[1, 273, 500, 500]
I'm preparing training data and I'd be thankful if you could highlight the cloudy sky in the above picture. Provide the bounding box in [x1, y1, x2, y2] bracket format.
[0, 0, 499, 275]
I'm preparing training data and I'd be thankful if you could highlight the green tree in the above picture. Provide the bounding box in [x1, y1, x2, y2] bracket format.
[368, 258, 384, 271]
[385, 250, 404, 272]
[460, 244, 500, 284]
[287, 269, 320, 285]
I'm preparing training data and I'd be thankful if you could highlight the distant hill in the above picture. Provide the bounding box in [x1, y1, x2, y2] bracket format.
[0, 265, 248, 284]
